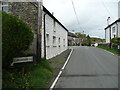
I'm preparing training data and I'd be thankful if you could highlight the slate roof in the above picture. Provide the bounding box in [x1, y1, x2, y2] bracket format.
[105, 18, 120, 30]
[68, 32, 78, 38]
[31, 2, 69, 32]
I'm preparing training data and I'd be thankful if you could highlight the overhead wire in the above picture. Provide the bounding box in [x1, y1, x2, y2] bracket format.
[71, 0, 84, 32]
[100, 0, 114, 18]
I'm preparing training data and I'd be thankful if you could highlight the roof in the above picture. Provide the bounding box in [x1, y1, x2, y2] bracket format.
[31, 2, 68, 32]
[43, 6, 68, 32]
[105, 18, 120, 30]
[68, 32, 78, 38]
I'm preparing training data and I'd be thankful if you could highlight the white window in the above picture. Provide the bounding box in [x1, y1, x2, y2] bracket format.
[46, 34, 49, 42]
[63, 39, 65, 43]
[112, 27, 115, 33]
[53, 20, 56, 33]
[46, 34, 50, 47]
[53, 36, 56, 44]
[58, 37, 60, 43]
[63, 39, 65, 47]
[1, 2, 9, 13]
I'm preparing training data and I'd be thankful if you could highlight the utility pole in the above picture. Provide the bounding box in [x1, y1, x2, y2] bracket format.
[36, 0, 43, 64]
[109, 27, 112, 48]
[44, 13, 46, 59]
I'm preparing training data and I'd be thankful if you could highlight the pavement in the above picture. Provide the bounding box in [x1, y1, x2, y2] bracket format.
[46, 49, 71, 88]
[54, 46, 118, 88]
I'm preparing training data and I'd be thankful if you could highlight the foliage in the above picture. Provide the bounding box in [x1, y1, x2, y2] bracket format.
[111, 37, 120, 44]
[76, 33, 104, 46]
[2, 58, 53, 89]
[86, 35, 91, 46]
[76, 33, 86, 38]
[2, 11, 34, 68]
[91, 37, 105, 44]
[97, 46, 120, 56]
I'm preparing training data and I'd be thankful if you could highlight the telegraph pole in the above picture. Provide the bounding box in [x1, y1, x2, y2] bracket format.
[36, 0, 43, 64]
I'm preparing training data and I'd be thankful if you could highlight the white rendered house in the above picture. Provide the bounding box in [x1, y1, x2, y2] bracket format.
[41, 6, 68, 59]
[105, 18, 120, 43]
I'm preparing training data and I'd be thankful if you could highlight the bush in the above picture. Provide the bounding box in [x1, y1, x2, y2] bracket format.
[2, 11, 34, 68]
[111, 37, 120, 44]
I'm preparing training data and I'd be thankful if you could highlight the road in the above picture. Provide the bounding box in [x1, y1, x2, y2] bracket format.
[54, 46, 118, 88]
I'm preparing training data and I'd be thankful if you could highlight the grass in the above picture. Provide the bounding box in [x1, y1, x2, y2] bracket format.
[2, 58, 53, 89]
[97, 46, 120, 56]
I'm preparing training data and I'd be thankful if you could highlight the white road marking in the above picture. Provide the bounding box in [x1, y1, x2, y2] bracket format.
[49, 48, 73, 90]
[103, 50, 115, 56]
[62, 48, 73, 70]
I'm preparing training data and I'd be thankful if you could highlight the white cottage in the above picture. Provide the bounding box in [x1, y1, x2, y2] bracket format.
[105, 1, 120, 43]
[42, 6, 68, 59]
[105, 18, 120, 43]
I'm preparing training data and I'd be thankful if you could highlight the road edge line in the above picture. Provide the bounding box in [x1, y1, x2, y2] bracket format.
[103, 50, 118, 57]
[49, 48, 73, 90]
[62, 48, 73, 70]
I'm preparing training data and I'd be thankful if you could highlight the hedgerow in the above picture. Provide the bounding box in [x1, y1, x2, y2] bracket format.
[2, 11, 34, 68]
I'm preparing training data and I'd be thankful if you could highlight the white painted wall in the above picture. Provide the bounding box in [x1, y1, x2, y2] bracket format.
[118, 22, 120, 37]
[41, 12, 68, 59]
[105, 22, 120, 43]
[105, 28, 110, 43]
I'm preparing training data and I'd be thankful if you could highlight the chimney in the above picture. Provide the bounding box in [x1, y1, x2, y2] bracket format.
[52, 12, 54, 15]
[107, 17, 111, 25]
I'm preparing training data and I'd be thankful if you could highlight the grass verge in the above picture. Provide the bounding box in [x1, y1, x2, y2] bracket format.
[2, 58, 53, 89]
[97, 46, 120, 56]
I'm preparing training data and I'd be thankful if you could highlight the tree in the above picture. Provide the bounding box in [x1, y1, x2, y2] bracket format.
[86, 35, 91, 46]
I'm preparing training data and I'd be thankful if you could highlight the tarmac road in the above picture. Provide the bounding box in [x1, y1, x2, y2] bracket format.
[54, 46, 118, 88]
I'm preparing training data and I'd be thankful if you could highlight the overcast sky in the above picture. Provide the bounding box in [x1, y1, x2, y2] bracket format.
[43, 0, 120, 38]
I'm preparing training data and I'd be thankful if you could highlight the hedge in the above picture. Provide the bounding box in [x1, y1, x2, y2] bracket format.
[111, 37, 120, 44]
[2, 11, 34, 68]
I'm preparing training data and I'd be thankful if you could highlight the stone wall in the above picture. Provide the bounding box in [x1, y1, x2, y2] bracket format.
[8, 2, 38, 33]
[8, 2, 38, 55]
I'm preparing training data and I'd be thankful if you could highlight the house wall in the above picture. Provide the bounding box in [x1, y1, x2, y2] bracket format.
[105, 22, 120, 43]
[2, 2, 68, 59]
[7, 2, 38, 55]
[42, 12, 68, 59]
[118, 22, 120, 37]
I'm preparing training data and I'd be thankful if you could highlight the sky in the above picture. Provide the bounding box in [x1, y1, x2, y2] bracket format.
[43, 0, 120, 39]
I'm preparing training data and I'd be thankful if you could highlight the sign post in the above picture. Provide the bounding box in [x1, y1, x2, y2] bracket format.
[36, 0, 43, 64]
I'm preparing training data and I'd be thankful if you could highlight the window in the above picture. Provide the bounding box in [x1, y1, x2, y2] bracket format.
[58, 37, 60, 43]
[46, 34, 49, 41]
[63, 39, 65, 47]
[1, 2, 9, 13]
[63, 39, 65, 43]
[53, 36, 56, 44]
[53, 20, 56, 33]
[112, 27, 115, 33]
[46, 34, 49, 46]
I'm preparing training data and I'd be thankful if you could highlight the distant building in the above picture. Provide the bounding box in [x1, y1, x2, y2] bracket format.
[1, 1, 68, 59]
[68, 32, 80, 46]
